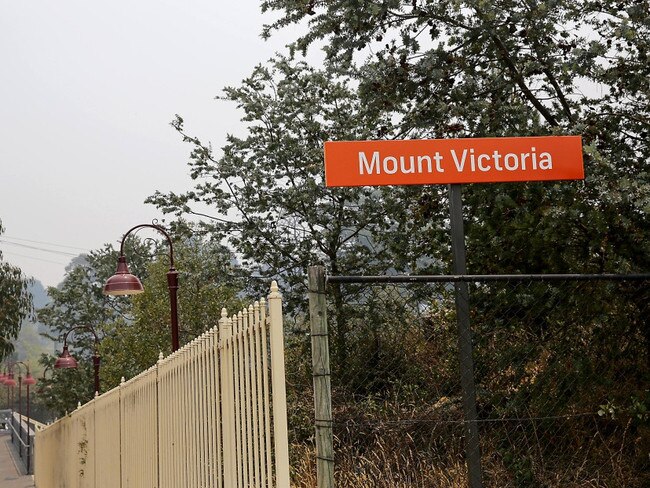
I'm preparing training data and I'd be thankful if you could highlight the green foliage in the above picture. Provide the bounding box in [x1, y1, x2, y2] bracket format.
[147, 58, 403, 308]
[35, 227, 244, 406]
[147, 59, 431, 371]
[99, 238, 244, 389]
[36, 240, 152, 404]
[35, 239, 149, 410]
[36, 354, 97, 417]
[0, 219, 33, 361]
[37, 241, 152, 346]
[258, 0, 649, 276]
[149, 4, 648, 389]
[146, 3, 648, 483]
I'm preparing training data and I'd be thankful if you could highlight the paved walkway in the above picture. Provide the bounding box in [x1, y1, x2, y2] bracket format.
[0, 432, 34, 488]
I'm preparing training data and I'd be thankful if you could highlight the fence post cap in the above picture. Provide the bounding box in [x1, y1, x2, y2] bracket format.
[269, 280, 281, 298]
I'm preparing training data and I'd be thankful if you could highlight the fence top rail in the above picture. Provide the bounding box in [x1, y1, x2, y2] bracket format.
[9, 414, 31, 447]
[15, 413, 47, 432]
[326, 273, 650, 284]
[120, 360, 158, 387]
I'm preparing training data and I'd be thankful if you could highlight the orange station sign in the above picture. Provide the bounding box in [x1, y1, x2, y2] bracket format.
[324, 136, 584, 187]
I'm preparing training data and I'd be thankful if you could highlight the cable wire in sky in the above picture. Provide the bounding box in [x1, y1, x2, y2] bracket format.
[0, 240, 81, 257]
[1, 250, 69, 265]
[2, 235, 90, 251]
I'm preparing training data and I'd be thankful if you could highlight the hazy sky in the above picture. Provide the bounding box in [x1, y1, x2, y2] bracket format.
[0, 1, 299, 288]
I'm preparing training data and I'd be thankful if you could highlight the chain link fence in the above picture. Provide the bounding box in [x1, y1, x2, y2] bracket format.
[293, 273, 649, 487]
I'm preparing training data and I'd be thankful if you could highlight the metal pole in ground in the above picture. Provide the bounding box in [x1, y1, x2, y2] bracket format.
[448, 184, 484, 488]
[308, 266, 335, 488]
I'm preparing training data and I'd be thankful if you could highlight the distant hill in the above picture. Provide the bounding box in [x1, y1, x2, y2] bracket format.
[30, 279, 49, 309]
[12, 279, 55, 374]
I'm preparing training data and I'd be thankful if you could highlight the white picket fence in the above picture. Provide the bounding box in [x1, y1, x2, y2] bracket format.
[35, 282, 289, 488]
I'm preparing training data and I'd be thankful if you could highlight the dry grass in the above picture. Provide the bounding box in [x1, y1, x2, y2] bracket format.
[291, 441, 469, 488]
[290, 418, 649, 488]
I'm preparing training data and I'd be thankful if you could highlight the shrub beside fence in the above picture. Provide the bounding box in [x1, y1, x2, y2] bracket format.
[34, 282, 289, 488]
[303, 269, 649, 488]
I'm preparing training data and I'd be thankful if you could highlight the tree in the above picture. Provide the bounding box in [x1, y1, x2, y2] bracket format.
[258, 0, 649, 274]
[0, 219, 33, 360]
[36, 353, 97, 417]
[147, 58, 419, 371]
[38, 241, 152, 352]
[98, 237, 244, 388]
[36, 233, 244, 411]
[147, 3, 649, 482]
[36, 241, 152, 411]
[255, 2, 650, 391]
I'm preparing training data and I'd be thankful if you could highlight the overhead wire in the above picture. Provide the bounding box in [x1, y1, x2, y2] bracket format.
[0, 240, 81, 257]
[1, 235, 90, 251]
[0, 250, 69, 265]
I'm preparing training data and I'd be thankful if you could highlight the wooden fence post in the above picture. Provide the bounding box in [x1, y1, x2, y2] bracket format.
[268, 281, 290, 488]
[219, 308, 236, 487]
[308, 265, 335, 488]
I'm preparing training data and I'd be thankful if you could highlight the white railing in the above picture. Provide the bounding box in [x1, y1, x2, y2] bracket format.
[8, 412, 41, 474]
[34, 282, 289, 488]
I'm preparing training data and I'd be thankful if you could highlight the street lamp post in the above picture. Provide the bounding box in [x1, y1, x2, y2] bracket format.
[0, 367, 7, 430]
[55, 325, 101, 395]
[0, 365, 9, 408]
[23, 369, 36, 472]
[10, 362, 36, 465]
[37, 365, 53, 394]
[2, 368, 17, 441]
[2, 362, 35, 458]
[103, 223, 180, 351]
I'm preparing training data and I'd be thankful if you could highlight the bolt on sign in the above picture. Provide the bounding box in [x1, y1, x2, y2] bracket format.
[324, 136, 584, 187]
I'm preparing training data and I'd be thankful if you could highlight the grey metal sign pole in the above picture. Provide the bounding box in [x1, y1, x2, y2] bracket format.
[448, 184, 483, 488]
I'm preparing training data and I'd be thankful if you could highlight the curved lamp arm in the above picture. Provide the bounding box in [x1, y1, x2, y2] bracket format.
[119, 223, 175, 269]
[106, 222, 180, 352]
[37, 365, 53, 393]
[4, 361, 35, 387]
[57, 325, 101, 394]
[61, 325, 100, 353]
[11, 361, 28, 376]
[12, 361, 36, 386]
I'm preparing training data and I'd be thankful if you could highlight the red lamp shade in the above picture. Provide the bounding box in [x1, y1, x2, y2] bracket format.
[23, 373, 37, 386]
[54, 345, 78, 369]
[103, 256, 144, 296]
[4, 373, 16, 387]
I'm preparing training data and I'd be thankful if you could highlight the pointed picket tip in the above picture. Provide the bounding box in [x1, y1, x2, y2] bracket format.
[269, 280, 281, 299]
[219, 311, 231, 329]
